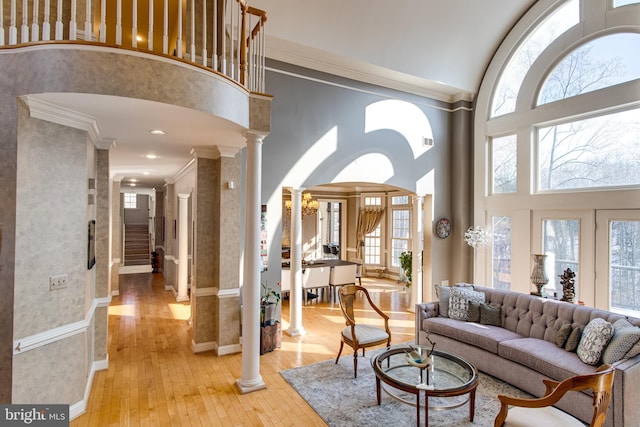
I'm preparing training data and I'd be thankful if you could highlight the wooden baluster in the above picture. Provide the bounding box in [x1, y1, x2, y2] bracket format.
[31, 0, 39, 41]
[99, 0, 106, 43]
[189, 0, 194, 61]
[69, 0, 76, 40]
[201, 0, 207, 66]
[21, 0, 29, 43]
[42, 0, 50, 41]
[9, 0, 17, 44]
[132, 0, 137, 47]
[162, 0, 168, 54]
[116, 0, 122, 45]
[84, 0, 91, 41]
[221, 0, 226, 74]
[177, 0, 182, 57]
[54, 0, 62, 40]
[229, 0, 234, 79]
[148, 0, 153, 50]
[0, 0, 4, 45]
[239, 4, 246, 86]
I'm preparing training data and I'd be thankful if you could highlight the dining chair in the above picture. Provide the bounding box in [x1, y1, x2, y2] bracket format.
[350, 258, 364, 285]
[329, 263, 358, 301]
[336, 284, 391, 378]
[494, 364, 615, 427]
[302, 266, 331, 303]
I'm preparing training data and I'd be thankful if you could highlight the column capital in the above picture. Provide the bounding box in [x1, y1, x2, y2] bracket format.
[243, 131, 266, 144]
[177, 193, 190, 200]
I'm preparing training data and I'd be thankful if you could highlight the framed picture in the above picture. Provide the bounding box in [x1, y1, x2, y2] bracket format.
[88, 220, 96, 269]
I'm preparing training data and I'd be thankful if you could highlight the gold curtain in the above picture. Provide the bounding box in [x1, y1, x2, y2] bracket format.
[355, 207, 385, 259]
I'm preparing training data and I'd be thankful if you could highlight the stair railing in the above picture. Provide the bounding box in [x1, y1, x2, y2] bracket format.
[0, 0, 268, 93]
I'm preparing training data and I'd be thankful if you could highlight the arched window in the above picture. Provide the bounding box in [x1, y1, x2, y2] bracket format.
[474, 0, 640, 313]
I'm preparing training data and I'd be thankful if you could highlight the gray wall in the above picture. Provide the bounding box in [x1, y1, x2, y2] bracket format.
[260, 60, 473, 295]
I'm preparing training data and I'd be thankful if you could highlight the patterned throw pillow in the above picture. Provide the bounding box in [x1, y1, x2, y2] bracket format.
[556, 324, 573, 348]
[577, 318, 614, 365]
[601, 319, 640, 364]
[448, 288, 485, 321]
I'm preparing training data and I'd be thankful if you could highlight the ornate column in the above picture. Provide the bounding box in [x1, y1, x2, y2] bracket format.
[286, 188, 305, 336]
[177, 193, 190, 302]
[236, 132, 266, 393]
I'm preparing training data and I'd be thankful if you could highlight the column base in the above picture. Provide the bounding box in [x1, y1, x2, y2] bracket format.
[235, 377, 266, 394]
[176, 294, 190, 302]
[285, 326, 306, 337]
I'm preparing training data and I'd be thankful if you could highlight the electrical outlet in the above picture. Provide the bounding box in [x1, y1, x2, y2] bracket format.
[50, 274, 68, 291]
[441, 280, 449, 287]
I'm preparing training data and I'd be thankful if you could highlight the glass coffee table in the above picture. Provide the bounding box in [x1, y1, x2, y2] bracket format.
[371, 345, 478, 426]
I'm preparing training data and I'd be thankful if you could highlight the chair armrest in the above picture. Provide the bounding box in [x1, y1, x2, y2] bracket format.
[415, 302, 439, 344]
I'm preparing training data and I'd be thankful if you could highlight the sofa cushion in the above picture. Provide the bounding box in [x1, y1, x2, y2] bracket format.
[499, 338, 596, 380]
[564, 326, 582, 352]
[577, 318, 614, 365]
[556, 323, 573, 347]
[449, 288, 485, 320]
[601, 319, 640, 364]
[423, 317, 521, 354]
[480, 303, 502, 326]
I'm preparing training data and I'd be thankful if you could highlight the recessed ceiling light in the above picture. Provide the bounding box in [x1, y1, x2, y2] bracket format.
[130, 178, 138, 182]
[146, 154, 157, 159]
[143, 172, 150, 175]
[149, 129, 166, 135]
[130, 183, 136, 187]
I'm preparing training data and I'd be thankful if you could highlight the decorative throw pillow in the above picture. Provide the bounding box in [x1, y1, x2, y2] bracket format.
[577, 318, 614, 365]
[480, 303, 502, 326]
[448, 288, 485, 321]
[601, 320, 640, 364]
[467, 301, 481, 322]
[556, 324, 573, 348]
[565, 327, 582, 352]
[437, 286, 452, 318]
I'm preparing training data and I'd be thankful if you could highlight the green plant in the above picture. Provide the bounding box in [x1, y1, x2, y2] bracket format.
[261, 282, 281, 305]
[399, 251, 412, 286]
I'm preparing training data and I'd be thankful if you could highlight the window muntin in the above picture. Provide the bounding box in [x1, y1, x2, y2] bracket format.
[491, 0, 579, 117]
[538, 33, 640, 106]
[492, 216, 512, 290]
[364, 225, 381, 265]
[492, 135, 517, 193]
[537, 108, 640, 191]
[391, 209, 410, 268]
[124, 193, 137, 209]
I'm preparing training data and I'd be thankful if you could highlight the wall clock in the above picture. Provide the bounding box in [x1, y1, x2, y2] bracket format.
[436, 218, 451, 239]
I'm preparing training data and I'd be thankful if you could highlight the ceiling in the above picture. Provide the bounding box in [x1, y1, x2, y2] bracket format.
[30, 0, 535, 190]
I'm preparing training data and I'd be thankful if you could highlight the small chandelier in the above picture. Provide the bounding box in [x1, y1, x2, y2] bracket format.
[464, 226, 489, 248]
[285, 192, 319, 216]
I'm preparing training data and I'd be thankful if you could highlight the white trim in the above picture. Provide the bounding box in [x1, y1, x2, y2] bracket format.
[216, 343, 241, 356]
[69, 357, 108, 420]
[218, 288, 240, 298]
[165, 255, 178, 264]
[13, 295, 110, 355]
[192, 340, 216, 353]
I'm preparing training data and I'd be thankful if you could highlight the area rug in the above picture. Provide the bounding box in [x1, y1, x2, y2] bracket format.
[280, 355, 532, 426]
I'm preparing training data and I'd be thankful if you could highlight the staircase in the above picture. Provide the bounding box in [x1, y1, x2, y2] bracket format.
[124, 224, 150, 266]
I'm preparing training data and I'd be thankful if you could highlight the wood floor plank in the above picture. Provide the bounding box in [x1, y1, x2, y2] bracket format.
[70, 274, 413, 426]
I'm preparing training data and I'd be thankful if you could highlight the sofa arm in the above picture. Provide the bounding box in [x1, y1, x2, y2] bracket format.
[414, 302, 439, 344]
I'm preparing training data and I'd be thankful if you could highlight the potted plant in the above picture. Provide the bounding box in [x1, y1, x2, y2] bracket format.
[399, 251, 412, 287]
[260, 282, 281, 326]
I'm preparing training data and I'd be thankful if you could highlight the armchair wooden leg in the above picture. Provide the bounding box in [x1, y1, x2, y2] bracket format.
[335, 341, 344, 364]
[353, 351, 358, 378]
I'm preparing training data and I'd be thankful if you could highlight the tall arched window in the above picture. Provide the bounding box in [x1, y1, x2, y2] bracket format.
[474, 0, 640, 314]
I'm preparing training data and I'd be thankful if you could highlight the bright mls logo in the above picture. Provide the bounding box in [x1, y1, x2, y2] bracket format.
[1, 405, 68, 426]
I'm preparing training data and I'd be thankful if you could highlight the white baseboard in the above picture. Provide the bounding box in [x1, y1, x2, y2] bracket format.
[192, 340, 216, 353]
[69, 356, 108, 420]
[217, 343, 241, 356]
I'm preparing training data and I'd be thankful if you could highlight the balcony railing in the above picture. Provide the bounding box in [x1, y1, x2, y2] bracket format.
[0, 0, 267, 93]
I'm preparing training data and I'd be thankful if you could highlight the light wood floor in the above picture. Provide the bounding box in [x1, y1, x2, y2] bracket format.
[70, 273, 415, 427]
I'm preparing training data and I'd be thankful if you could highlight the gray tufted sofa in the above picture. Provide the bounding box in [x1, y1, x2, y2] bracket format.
[415, 285, 640, 427]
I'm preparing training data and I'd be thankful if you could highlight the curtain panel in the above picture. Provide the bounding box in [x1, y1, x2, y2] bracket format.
[355, 207, 385, 259]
